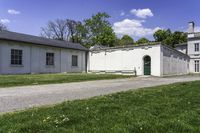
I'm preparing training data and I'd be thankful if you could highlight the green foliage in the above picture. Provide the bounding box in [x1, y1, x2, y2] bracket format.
[41, 12, 116, 47]
[1, 81, 200, 132]
[153, 29, 187, 47]
[71, 22, 88, 44]
[172, 31, 187, 44]
[153, 29, 171, 42]
[0, 74, 131, 87]
[84, 12, 116, 47]
[136, 37, 150, 44]
[119, 35, 134, 46]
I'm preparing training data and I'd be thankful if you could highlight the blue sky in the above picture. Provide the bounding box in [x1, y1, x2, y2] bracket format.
[0, 0, 200, 40]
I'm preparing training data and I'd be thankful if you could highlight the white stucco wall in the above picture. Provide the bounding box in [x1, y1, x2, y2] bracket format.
[162, 45, 189, 75]
[0, 40, 86, 74]
[187, 39, 200, 73]
[0, 43, 2, 74]
[88, 45, 162, 76]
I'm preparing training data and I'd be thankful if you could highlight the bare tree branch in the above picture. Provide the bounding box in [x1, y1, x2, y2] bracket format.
[40, 19, 68, 40]
[0, 23, 8, 31]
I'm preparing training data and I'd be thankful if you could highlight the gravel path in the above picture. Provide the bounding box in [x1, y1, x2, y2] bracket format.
[0, 75, 199, 113]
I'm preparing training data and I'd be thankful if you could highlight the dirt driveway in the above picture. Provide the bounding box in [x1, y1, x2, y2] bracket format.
[0, 75, 199, 113]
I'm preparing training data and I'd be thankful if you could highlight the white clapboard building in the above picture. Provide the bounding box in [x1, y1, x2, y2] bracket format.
[0, 31, 88, 74]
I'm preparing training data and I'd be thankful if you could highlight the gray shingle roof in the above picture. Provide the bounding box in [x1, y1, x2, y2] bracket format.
[0, 31, 88, 51]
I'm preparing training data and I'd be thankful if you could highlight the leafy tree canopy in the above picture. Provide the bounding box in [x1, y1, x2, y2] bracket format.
[153, 29, 187, 47]
[84, 12, 116, 47]
[119, 35, 134, 46]
[136, 37, 150, 44]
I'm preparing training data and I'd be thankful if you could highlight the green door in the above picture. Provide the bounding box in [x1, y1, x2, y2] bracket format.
[144, 56, 151, 75]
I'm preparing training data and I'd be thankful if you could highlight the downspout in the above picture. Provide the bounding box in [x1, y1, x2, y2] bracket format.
[60, 48, 62, 73]
[85, 51, 89, 73]
[30, 46, 32, 74]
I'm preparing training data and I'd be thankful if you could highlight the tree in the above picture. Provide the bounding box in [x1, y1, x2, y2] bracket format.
[119, 35, 134, 45]
[153, 29, 187, 47]
[41, 12, 116, 47]
[84, 12, 116, 47]
[0, 23, 8, 31]
[172, 31, 187, 45]
[153, 29, 171, 42]
[73, 22, 88, 44]
[41, 19, 88, 44]
[41, 19, 68, 40]
[66, 19, 86, 43]
[136, 37, 149, 44]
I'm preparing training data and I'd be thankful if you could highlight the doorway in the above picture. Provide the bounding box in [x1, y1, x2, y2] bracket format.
[143, 55, 151, 75]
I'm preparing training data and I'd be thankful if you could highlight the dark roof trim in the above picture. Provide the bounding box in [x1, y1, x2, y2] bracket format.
[188, 37, 200, 41]
[0, 31, 88, 51]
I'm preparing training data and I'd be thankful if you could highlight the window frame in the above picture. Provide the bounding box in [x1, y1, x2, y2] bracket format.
[46, 52, 55, 66]
[10, 49, 23, 65]
[194, 43, 199, 52]
[195, 60, 200, 72]
[72, 55, 78, 67]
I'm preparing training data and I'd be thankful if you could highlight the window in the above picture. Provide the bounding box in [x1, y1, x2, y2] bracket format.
[72, 55, 78, 67]
[46, 53, 54, 66]
[195, 60, 200, 72]
[195, 43, 199, 52]
[11, 49, 23, 65]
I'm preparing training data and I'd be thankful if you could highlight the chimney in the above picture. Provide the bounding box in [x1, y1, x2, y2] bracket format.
[188, 21, 195, 33]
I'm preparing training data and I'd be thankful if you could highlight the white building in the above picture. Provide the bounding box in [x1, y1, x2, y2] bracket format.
[88, 44, 189, 76]
[175, 22, 200, 73]
[0, 31, 88, 74]
[0, 22, 199, 76]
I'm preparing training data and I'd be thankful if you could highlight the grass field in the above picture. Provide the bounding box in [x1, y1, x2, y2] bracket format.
[0, 73, 131, 87]
[0, 81, 200, 133]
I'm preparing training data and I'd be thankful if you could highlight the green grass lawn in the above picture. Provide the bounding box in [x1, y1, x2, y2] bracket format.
[0, 81, 200, 133]
[0, 73, 131, 88]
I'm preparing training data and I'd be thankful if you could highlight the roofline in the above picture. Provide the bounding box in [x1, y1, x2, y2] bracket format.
[174, 43, 187, 47]
[161, 44, 190, 58]
[0, 38, 89, 51]
[0, 30, 89, 51]
[90, 43, 189, 58]
[90, 42, 161, 51]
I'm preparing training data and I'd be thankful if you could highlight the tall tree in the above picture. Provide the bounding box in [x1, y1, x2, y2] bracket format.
[41, 19, 68, 40]
[84, 12, 116, 47]
[153, 29, 187, 47]
[172, 31, 187, 45]
[119, 35, 134, 45]
[41, 19, 87, 44]
[66, 19, 80, 43]
[73, 22, 88, 44]
[153, 29, 171, 42]
[0, 23, 8, 31]
[136, 37, 149, 44]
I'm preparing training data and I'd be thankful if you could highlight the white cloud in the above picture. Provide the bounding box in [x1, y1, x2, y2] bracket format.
[120, 11, 125, 16]
[130, 8, 153, 19]
[113, 19, 161, 37]
[0, 19, 10, 24]
[8, 9, 20, 15]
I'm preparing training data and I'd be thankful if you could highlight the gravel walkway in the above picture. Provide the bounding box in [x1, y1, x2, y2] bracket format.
[0, 75, 199, 113]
